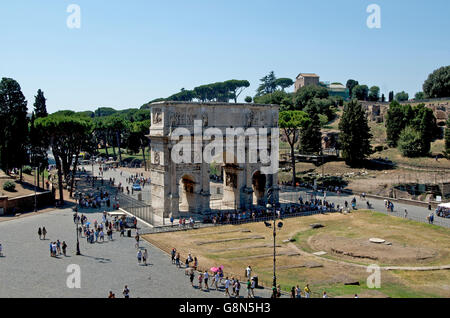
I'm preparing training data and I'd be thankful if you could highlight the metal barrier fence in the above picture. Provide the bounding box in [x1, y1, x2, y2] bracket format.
[117, 192, 154, 225]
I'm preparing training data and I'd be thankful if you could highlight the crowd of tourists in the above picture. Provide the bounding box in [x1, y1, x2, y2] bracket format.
[203, 198, 337, 225]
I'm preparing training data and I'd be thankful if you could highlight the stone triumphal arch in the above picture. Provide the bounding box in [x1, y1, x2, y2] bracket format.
[149, 101, 279, 218]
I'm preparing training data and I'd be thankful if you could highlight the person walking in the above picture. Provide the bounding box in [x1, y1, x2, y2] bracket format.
[137, 250, 142, 265]
[245, 265, 252, 279]
[56, 240, 61, 255]
[234, 279, 240, 298]
[135, 233, 140, 249]
[171, 248, 176, 264]
[142, 249, 148, 266]
[296, 285, 302, 298]
[38, 227, 42, 240]
[203, 270, 209, 291]
[0, 243, 3, 257]
[198, 272, 203, 290]
[175, 253, 181, 268]
[404, 209, 408, 218]
[123, 286, 130, 298]
[213, 271, 219, 290]
[290, 286, 296, 298]
[304, 284, 311, 298]
[42, 227, 47, 240]
[224, 277, 230, 297]
[62, 241, 67, 256]
[189, 271, 195, 287]
[250, 278, 255, 298]
[247, 280, 253, 298]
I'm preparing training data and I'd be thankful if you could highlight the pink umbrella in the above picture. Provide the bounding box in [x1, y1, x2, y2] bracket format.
[210, 267, 218, 272]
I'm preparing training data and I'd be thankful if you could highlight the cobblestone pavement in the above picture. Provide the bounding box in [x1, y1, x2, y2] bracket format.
[0, 208, 275, 298]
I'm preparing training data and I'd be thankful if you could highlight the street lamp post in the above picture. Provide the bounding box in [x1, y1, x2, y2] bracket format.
[266, 187, 277, 292]
[34, 167, 38, 212]
[75, 218, 81, 255]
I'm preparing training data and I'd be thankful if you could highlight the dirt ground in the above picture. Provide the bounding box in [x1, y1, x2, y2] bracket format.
[308, 234, 437, 264]
[144, 211, 450, 298]
[0, 174, 45, 198]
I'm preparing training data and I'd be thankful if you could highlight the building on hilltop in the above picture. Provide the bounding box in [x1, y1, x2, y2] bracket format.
[327, 83, 350, 100]
[294, 73, 320, 92]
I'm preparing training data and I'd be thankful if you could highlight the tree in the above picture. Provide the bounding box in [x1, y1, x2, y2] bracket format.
[299, 104, 322, 154]
[293, 85, 329, 110]
[411, 104, 440, 155]
[224, 80, 250, 103]
[386, 101, 439, 153]
[126, 120, 150, 170]
[106, 116, 130, 162]
[381, 94, 385, 102]
[352, 85, 369, 100]
[415, 92, 425, 100]
[386, 101, 407, 147]
[94, 107, 117, 117]
[0, 78, 29, 175]
[256, 71, 277, 96]
[275, 78, 294, 91]
[395, 91, 409, 102]
[35, 115, 93, 203]
[388, 91, 394, 102]
[167, 89, 196, 102]
[445, 119, 450, 157]
[368, 86, 380, 101]
[279, 111, 309, 186]
[398, 127, 425, 157]
[346, 80, 359, 98]
[254, 90, 292, 106]
[245, 96, 252, 103]
[423, 66, 450, 98]
[338, 100, 373, 166]
[29, 89, 49, 186]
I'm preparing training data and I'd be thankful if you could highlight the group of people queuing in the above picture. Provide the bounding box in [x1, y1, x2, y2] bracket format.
[74, 211, 119, 244]
[76, 188, 117, 211]
[169, 216, 195, 228]
[203, 199, 337, 225]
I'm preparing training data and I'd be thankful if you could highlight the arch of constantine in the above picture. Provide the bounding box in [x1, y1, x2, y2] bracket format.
[148, 101, 279, 218]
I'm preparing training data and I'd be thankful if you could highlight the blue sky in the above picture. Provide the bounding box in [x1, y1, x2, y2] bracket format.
[0, 0, 449, 113]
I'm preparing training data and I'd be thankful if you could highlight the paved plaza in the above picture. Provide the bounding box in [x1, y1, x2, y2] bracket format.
[0, 208, 273, 298]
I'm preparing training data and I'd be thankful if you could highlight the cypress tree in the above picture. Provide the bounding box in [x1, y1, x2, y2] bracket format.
[338, 100, 373, 166]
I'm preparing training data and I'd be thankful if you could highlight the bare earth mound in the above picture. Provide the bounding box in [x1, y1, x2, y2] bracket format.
[309, 234, 438, 264]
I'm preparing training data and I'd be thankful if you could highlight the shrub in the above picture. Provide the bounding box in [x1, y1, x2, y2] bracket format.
[398, 126, 425, 157]
[3, 181, 16, 192]
[22, 166, 33, 175]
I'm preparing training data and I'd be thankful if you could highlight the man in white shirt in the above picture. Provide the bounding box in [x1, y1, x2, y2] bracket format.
[246, 265, 252, 278]
[224, 277, 230, 297]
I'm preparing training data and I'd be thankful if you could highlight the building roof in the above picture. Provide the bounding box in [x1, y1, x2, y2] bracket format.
[328, 83, 347, 91]
[296, 73, 319, 79]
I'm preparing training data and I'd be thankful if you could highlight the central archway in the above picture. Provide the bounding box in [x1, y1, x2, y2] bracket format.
[252, 170, 266, 206]
[179, 174, 197, 213]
